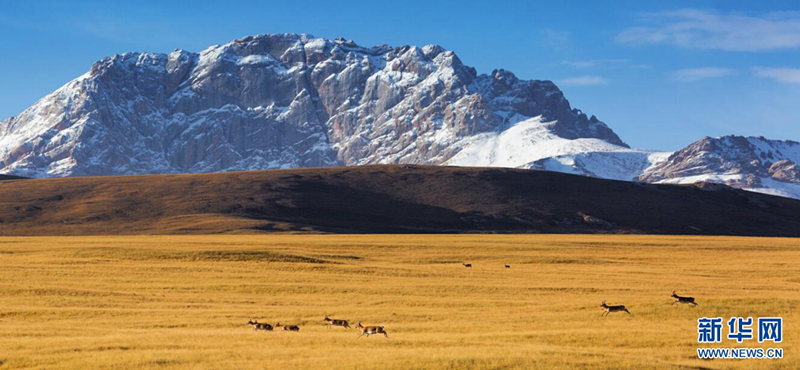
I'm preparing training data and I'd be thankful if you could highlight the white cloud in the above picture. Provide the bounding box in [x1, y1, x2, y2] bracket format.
[560, 76, 609, 86]
[616, 9, 800, 51]
[672, 67, 736, 82]
[753, 67, 800, 83]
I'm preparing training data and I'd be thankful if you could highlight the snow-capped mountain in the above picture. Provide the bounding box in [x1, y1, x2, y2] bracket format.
[640, 135, 800, 199]
[1, 33, 799, 200]
[0, 33, 622, 177]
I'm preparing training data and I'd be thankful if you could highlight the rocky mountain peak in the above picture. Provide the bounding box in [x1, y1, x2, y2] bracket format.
[640, 135, 800, 190]
[0, 33, 626, 177]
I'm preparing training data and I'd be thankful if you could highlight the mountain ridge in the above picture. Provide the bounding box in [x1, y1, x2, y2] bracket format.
[639, 135, 800, 199]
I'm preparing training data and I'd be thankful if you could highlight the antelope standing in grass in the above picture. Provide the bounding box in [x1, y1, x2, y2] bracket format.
[601, 301, 631, 316]
[247, 319, 274, 331]
[324, 315, 350, 329]
[462, 263, 472, 268]
[356, 322, 388, 338]
[671, 291, 698, 306]
[276, 322, 300, 331]
[504, 264, 510, 268]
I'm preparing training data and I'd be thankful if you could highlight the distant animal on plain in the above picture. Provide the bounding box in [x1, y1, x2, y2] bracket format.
[247, 319, 273, 331]
[671, 291, 698, 306]
[601, 301, 631, 316]
[324, 315, 350, 328]
[504, 264, 510, 268]
[276, 322, 300, 331]
[356, 322, 388, 338]
[463, 263, 472, 268]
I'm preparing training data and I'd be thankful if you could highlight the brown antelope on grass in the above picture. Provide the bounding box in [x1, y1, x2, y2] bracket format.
[276, 322, 300, 331]
[356, 322, 388, 338]
[324, 315, 350, 328]
[462, 263, 472, 268]
[671, 291, 698, 306]
[247, 319, 274, 331]
[601, 301, 631, 316]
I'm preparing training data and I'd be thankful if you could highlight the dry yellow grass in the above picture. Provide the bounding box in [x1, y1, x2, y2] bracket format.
[0, 234, 796, 369]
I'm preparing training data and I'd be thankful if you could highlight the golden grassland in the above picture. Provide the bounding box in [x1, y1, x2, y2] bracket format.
[0, 234, 797, 369]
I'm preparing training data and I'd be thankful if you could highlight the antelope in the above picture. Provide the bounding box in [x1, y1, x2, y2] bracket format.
[324, 315, 350, 329]
[463, 263, 472, 268]
[504, 264, 510, 268]
[275, 322, 300, 331]
[671, 291, 698, 306]
[356, 322, 388, 338]
[601, 301, 631, 316]
[247, 319, 274, 331]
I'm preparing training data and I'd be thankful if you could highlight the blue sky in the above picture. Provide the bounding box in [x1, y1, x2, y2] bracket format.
[1, 0, 799, 150]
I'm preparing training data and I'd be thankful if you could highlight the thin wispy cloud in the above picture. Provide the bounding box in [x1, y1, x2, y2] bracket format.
[672, 67, 736, 82]
[753, 67, 800, 83]
[562, 59, 650, 70]
[560, 76, 609, 86]
[616, 9, 800, 51]
[539, 29, 572, 53]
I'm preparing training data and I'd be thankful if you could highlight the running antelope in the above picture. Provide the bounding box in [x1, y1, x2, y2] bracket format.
[601, 301, 631, 316]
[356, 322, 388, 338]
[671, 291, 698, 306]
[463, 263, 472, 268]
[324, 315, 351, 329]
[247, 319, 274, 331]
[276, 322, 300, 331]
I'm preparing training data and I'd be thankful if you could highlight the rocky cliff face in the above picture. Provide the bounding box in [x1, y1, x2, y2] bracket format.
[0, 33, 624, 177]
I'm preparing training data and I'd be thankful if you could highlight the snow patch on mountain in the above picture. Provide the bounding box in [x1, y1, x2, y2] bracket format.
[749, 177, 800, 199]
[447, 116, 632, 167]
[529, 150, 671, 181]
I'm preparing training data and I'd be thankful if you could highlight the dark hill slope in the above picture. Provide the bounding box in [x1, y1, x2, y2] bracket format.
[1, 165, 799, 236]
